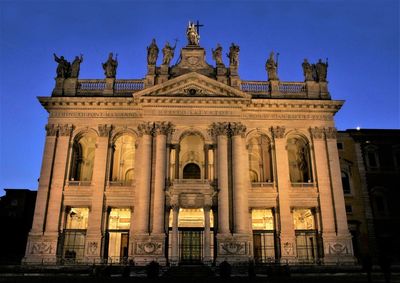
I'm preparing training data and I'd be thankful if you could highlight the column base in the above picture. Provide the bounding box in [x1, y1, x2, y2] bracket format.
[132, 233, 167, 266]
[322, 233, 356, 264]
[23, 233, 58, 264]
[215, 233, 251, 264]
[84, 234, 103, 264]
[279, 235, 297, 264]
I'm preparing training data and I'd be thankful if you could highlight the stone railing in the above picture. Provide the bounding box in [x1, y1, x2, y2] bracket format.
[78, 79, 106, 91]
[278, 82, 306, 93]
[240, 81, 270, 94]
[114, 79, 145, 92]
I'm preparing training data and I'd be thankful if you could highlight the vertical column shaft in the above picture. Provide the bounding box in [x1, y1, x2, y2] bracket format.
[204, 206, 211, 260]
[204, 144, 209, 180]
[174, 145, 180, 179]
[231, 124, 250, 234]
[217, 134, 230, 234]
[135, 124, 153, 234]
[171, 207, 179, 260]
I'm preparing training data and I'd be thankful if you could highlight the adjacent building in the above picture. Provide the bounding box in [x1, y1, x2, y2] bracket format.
[24, 24, 355, 265]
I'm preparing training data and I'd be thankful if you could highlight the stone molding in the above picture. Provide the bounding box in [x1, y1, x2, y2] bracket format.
[325, 127, 337, 139]
[309, 127, 325, 139]
[98, 124, 113, 137]
[270, 126, 286, 139]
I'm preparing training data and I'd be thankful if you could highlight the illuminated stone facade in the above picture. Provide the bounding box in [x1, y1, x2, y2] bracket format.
[25, 26, 354, 265]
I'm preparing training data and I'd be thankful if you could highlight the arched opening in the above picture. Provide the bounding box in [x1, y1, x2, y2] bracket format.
[183, 163, 201, 179]
[287, 136, 312, 183]
[110, 134, 135, 185]
[248, 135, 273, 182]
[179, 133, 205, 179]
[69, 134, 96, 182]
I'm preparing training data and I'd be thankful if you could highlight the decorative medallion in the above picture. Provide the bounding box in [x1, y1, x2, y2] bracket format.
[136, 242, 162, 255]
[220, 241, 246, 255]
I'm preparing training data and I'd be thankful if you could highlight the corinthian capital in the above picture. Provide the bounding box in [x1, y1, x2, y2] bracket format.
[137, 122, 154, 136]
[325, 127, 337, 139]
[154, 121, 174, 136]
[45, 124, 57, 136]
[98, 124, 113, 137]
[230, 122, 246, 137]
[208, 122, 230, 137]
[58, 124, 74, 136]
[309, 127, 324, 139]
[270, 126, 285, 139]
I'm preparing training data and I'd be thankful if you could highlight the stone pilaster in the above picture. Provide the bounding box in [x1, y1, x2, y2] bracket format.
[25, 124, 58, 263]
[310, 127, 336, 237]
[271, 126, 296, 263]
[43, 124, 73, 263]
[84, 124, 112, 263]
[324, 127, 355, 263]
[52, 78, 64, 96]
[63, 78, 78, 96]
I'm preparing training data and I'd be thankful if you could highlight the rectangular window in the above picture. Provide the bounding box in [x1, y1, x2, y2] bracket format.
[367, 151, 378, 168]
[337, 142, 344, 150]
[252, 209, 276, 262]
[295, 231, 319, 263]
[345, 205, 353, 214]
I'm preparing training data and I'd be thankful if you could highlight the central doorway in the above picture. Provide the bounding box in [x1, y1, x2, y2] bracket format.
[179, 228, 203, 264]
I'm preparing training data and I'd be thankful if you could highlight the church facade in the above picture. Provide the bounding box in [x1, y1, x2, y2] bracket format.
[25, 24, 354, 265]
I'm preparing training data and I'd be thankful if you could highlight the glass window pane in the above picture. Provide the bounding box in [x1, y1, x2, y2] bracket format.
[252, 209, 274, 230]
[66, 207, 89, 229]
[293, 209, 315, 230]
[108, 208, 131, 230]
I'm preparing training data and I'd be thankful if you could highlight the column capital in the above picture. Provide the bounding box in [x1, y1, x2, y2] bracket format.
[309, 127, 325, 139]
[230, 122, 246, 137]
[154, 121, 174, 136]
[137, 122, 154, 136]
[98, 124, 113, 137]
[58, 124, 74, 136]
[270, 126, 286, 139]
[45, 124, 57, 136]
[208, 122, 230, 137]
[325, 127, 337, 139]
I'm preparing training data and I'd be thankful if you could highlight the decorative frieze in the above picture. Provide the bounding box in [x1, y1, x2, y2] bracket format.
[45, 124, 57, 136]
[58, 124, 74, 136]
[309, 127, 325, 139]
[135, 241, 163, 255]
[325, 127, 337, 139]
[230, 122, 246, 137]
[270, 126, 286, 139]
[29, 242, 54, 255]
[219, 241, 246, 255]
[98, 124, 113, 137]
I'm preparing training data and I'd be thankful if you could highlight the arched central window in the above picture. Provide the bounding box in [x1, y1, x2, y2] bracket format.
[183, 163, 201, 179]
[287, 136, 312, 183]
[69, 134, 96, 182]
[248, 134, 273, 182]
[110, 134, 135, 185]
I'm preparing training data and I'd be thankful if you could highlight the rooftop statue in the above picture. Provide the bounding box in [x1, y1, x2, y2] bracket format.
[147, 38, 159, 65]
[70, 54, 83, 78]
[212, 44, 224, 67]
[102, 52, 118, 78]
[316, 58, 328, 82]
[53, 53, 71, 78]
[186, 21, 200, 46]
[227, 43, 240, 67]
[266, 51, 279, 81]
[162, 41, 176, 66]
[302, 58, 313, 81]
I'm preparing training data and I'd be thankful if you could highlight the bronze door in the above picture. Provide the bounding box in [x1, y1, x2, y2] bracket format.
[180, 229, 203, 264]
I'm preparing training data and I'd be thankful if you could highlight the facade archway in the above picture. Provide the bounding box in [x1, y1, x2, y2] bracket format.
[69, 134, 97, 182]
[287, 136, 312, 183]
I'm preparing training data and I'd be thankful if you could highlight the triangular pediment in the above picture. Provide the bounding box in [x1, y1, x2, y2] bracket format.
[134, 72, 250, 99]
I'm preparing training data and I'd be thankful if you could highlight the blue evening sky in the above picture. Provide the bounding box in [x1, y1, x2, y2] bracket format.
[0, 0, 398, 195]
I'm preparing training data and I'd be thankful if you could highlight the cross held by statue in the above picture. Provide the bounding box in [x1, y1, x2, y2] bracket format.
[195, 20, 204, 35]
